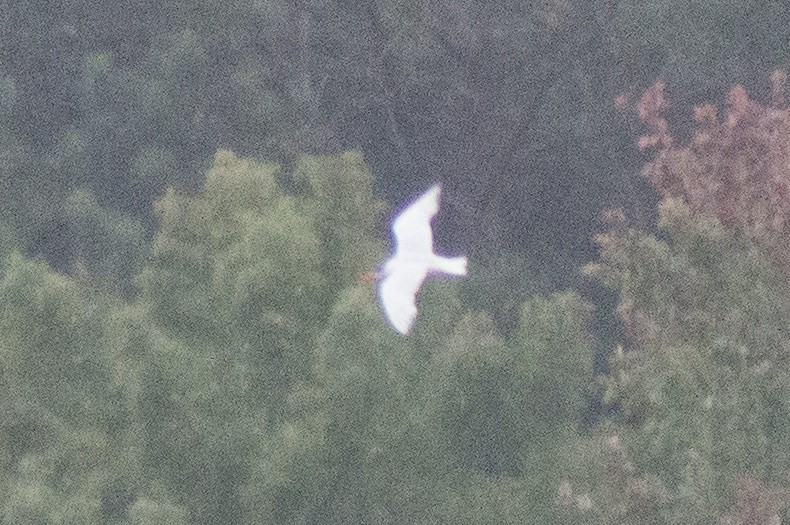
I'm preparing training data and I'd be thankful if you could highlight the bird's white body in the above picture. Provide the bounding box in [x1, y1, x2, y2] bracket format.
[378, 184, 467, 335]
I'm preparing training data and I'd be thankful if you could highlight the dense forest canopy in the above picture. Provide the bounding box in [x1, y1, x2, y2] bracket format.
[0, 0, 788, 523]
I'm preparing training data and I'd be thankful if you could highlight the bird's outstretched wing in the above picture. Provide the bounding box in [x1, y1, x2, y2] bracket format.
[378, 265, 429, 335]
[391, 184, 440, 257]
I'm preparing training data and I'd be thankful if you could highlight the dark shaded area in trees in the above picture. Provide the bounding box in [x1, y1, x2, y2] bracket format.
[6, 0, 784, 274]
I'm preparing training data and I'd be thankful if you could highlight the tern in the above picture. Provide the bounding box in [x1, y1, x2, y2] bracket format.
[377, 184, 467, 335]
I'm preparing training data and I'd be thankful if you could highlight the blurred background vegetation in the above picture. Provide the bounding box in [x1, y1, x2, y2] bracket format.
[0, 0, 788, 523]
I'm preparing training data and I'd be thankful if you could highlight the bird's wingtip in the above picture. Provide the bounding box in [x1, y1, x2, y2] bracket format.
[427, 183, 441, 202]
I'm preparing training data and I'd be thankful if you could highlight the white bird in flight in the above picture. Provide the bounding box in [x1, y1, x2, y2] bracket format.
[377, 184, 467, 335]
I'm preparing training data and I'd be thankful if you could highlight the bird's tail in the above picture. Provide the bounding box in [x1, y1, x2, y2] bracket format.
[435, 256, 467, 276]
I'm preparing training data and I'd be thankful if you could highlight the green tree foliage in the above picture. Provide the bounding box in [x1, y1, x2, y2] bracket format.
[243, 285, 428, 523]
[428, 293, 594, 519]
[139, 151, 379, 398]
[0, 251, 189, 524]
[244, 273, 594, 524]
[6, 89, 790, 524]
[0, 252, 114, 427]
[135, 150, 323, 522]
[291, 152, 383, 287]
[136, 150, 389, 523]
[127, 497, 188, 525]
[583, 77, 790, 523]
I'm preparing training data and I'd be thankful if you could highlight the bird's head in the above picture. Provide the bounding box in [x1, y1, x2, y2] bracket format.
[361, 257, 398, 283]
